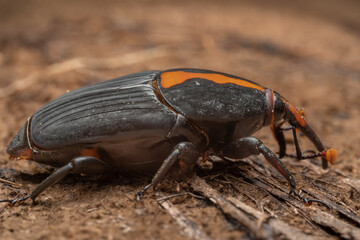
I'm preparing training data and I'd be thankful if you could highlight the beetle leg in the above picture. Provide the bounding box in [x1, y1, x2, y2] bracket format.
[151, 142, 200, 189]
[284, 126, 334, 163]
[272, 122, 303, 159]
[136, 142, 200, 200]
[291, 188, 332, 211]
[221, 137, 331, 208]
[0, 156, 111, 206]
[271, 121, 286, 158]
[222, 137, 296, 189]
[272, 124, 333, 166]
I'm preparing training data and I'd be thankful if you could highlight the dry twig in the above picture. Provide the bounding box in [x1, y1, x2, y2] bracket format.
[0, 178, 22, 188]
[157, 194, 213, 240]
[191, 176, 312, 240]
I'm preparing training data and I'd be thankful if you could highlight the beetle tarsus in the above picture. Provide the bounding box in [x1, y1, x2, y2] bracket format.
[0, 195, 31, 207]
[135, 183, 152, 201]
[307, 199, 332, 212]
[291, 188, 332, 211]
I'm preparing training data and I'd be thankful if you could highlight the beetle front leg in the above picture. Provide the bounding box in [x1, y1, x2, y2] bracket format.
[274, 125, 337, 169]
[0, 156, 111, 206]
[221, 137, 331, 209]
[271, 121, 286, 158]
[136, 142, 200, 200]
[222, 137, 296, 189]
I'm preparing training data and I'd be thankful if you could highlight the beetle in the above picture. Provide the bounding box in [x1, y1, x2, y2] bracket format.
[1, 68, 337, 206]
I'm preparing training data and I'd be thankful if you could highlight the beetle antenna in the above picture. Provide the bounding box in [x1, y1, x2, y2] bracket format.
[280, 97, 338, 168]
[283, 125, 338, 164]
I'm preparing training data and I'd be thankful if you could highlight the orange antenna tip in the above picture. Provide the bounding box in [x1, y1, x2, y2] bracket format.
[325, 148, 338, 165]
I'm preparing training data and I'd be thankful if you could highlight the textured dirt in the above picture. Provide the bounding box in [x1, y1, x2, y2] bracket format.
[0, 0, 360, 239]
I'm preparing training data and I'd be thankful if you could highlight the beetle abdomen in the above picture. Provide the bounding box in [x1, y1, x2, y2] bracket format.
[31, 71, 176, 149]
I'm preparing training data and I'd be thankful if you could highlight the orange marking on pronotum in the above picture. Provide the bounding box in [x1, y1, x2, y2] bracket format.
[160, 71, 264, 90]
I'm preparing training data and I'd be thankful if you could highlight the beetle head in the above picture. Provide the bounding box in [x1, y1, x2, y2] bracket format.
[273, 94, 337, 168]
[7, 123, 32, 160]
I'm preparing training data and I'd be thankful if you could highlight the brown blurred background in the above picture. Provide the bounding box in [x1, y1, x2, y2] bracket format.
[0, 1, 359, 239]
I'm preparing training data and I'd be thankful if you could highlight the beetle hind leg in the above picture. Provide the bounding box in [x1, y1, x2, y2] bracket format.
[136, 142, 200, 200]
[0, 156, 111, 206]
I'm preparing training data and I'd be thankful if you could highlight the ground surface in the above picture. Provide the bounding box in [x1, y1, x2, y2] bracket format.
[0, 0, 360, 239]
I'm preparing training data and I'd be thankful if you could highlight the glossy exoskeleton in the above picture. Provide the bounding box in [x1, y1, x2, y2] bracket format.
[2, 69, 337, 206]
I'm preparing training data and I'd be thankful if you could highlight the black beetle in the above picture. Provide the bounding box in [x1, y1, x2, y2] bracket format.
[1, 68, 337, 206]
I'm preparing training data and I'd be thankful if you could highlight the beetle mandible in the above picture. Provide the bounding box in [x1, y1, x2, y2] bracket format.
[1, 68, 337, 206]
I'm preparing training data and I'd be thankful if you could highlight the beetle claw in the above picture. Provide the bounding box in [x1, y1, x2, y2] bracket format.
[291, 188, 332, 211]
[135, 183, 152, 201]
